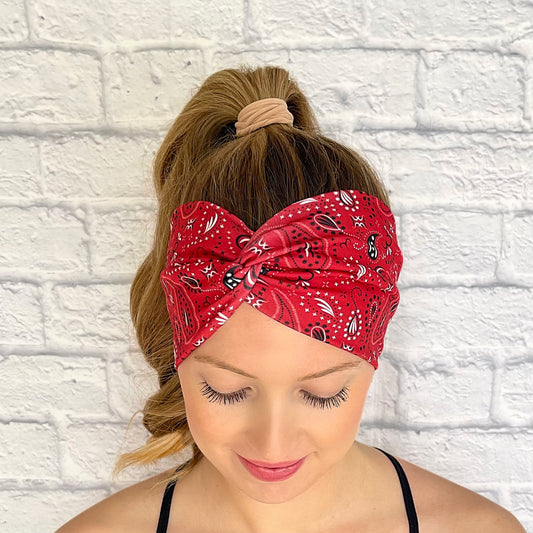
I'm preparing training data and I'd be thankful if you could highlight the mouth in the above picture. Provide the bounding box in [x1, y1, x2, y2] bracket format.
[240, 457, 303, 469]
[237, 454, 306, 482]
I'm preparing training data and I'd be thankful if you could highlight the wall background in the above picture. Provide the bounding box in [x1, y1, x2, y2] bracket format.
[0, 1, 532, 531]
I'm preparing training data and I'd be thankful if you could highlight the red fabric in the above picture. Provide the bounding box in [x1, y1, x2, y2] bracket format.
[160, 189, 403, 370]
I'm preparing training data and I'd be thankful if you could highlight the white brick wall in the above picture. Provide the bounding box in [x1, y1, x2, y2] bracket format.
[0, 1, 531, 531]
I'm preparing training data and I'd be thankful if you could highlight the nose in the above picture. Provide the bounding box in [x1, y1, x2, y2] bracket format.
[248, 393, 300, 458]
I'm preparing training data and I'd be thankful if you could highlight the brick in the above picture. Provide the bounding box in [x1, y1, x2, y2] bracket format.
[41, 134, 157, 198]
[388, 287, 533, 354]
[250, 0, 364, 42]
[499, 362, 533, 425]
[105, 50, 205, 124]
[422, 52, 523, 128]
[168, 0, 244, 41]
[289, 49, 417, 125]
[0, 0, 27, 41]
[0, 355, 108, 418]
[0, 282, 43, 344]
[0, 423, 59, 480]
[369, 0, 533, 40]
[397, 365, 492, 424]
[402, 211, 500, 283]
[45, 283, 131, 347]
[61, 422, 153, 483]
[383, 133, 533, 208]
[509, 490, 533, 531]
[91, 208, 154, 274]
[1, 489, 108, 533]
[31, 0, 170, 43]
[0, 50, 101, 123]
[0, 206, 88, 272]
[0, 136, 41, 197]
[32, 0, 245, 44]
[504, 214, 533, 283]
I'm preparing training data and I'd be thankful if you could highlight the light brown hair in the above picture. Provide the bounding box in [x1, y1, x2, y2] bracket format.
[113, 64, 391, 489]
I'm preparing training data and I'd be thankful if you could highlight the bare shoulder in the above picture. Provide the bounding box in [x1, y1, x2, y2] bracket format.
[389, 451, 526, 533]
[54, 468, 177, 533]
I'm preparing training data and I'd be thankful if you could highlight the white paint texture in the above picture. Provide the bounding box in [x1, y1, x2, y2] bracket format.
[0, 0, 532, 531]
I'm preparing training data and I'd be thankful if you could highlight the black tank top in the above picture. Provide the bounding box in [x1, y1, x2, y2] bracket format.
[155, 446, 419, 533]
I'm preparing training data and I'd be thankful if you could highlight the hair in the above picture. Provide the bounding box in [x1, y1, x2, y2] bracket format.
[113, 64, 391, 490]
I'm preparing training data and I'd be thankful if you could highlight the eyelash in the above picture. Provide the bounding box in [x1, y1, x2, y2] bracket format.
[199, 381, 350, 410]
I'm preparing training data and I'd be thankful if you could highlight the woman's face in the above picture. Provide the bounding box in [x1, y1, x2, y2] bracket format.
[177, 302, 375, 504]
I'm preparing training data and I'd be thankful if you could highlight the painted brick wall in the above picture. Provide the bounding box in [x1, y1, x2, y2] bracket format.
[0, 1, 532, 531]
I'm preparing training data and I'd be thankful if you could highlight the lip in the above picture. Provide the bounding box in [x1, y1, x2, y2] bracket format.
[238, 454, 306, 482]
[242, 456, 304, 469]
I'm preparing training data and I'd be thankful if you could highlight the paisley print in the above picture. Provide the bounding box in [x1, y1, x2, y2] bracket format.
[160, 189, 403, 370]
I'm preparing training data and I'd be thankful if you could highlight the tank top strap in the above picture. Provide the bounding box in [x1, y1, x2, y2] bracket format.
[155, 461, 189, 533]
[374, 447, 419, 533]
[156, 452, 419, 533]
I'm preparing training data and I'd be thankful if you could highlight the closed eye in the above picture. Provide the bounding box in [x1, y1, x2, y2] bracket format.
[199, 380, 350, 410]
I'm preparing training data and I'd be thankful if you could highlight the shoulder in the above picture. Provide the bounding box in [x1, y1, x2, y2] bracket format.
[54, 468, 177, 533]
[390, 451, 526, 533]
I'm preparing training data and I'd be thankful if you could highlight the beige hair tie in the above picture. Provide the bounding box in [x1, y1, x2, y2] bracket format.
[235, 97, 294, 137]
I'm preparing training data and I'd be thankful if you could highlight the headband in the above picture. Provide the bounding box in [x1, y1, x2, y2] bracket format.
[160, 189, 403, 371]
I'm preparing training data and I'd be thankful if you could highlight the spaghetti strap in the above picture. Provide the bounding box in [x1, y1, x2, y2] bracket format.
[156, 452, 419, 533]
[374, 447, 419, 533]
[155, 462, 189, 533]
[155, 478, 176, 533]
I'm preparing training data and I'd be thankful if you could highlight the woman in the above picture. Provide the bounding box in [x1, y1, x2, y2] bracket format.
[56, 65, 525, 533]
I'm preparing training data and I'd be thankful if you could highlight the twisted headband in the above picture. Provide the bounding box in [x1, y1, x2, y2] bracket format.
[160, 189, 403, 371]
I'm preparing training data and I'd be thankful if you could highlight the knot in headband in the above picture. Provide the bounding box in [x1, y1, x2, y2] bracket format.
[160, 189, 403, 371]
[235, 97, 294, 136]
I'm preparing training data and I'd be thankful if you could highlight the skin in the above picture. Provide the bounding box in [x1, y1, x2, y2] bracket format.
[176, 301, 376, 533]
[54, 304, 528, 533]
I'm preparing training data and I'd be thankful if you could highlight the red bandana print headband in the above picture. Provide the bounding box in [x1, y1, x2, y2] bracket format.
[160, 189, 403, 371]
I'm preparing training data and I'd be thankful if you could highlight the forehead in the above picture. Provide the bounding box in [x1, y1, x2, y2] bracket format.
[192, 302, 360, 371]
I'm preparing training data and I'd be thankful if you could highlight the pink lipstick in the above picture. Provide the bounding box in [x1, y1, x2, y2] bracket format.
[238, 454, 306, 482]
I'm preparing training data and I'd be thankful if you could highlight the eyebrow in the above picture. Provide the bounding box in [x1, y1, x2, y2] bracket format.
[191, 353, 362, 381]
